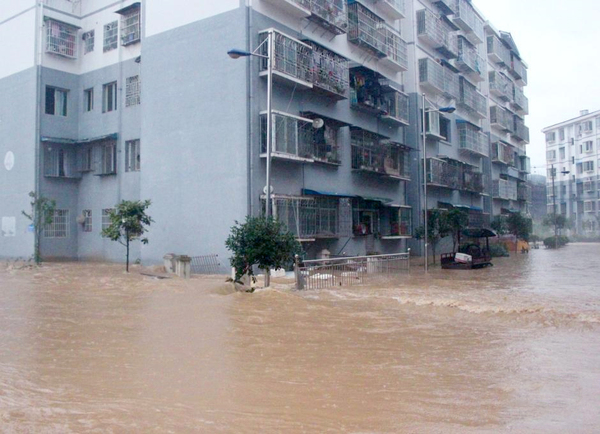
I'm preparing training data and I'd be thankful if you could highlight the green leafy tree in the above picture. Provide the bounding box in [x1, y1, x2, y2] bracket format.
[542, 214, 570, 233]
[415, 209, 451, 265]
[22, 191, 56, 265]
[225, 216, 303, 287]
[101, 200, 153, 272]
[445, 208, 469, 252]
[491, 215, 508, 235]
[506, 212, 532, 242]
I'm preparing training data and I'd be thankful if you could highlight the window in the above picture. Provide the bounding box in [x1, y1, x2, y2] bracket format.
[439, 117, 451, 142]
[584, 181, 594, 192]
[125, 75, 140, 107]
[546, 132, 556, 143]
[583, 160, 594, 172]
[79, 146, 93, 172]
[120, 6, 141, 46]
[576, 163, 583, 174]
[584, 201, 596, 213]
[103, 21, 118, 52]
[559, 128, 565, 141]
[583, 120, 593, 133]
[125, 139, 140, 172]
[102, 82, 117, 113]
[82, 210, 92, 232]
[102, 209, 113, 230]
[44, 146, 77, 178]
[100, 143, 116, 174]
[84, 88, 93, 112]
[559, 147, 565, 160]
[44, 209, 69, 238]
[45, 86, 68, 116]
[584, 141, 594, 153]
[561, 185, 567, 195]
[83, 30, 94, 54]
[546, 150, 556, 160]
[45, 19, 77, 58]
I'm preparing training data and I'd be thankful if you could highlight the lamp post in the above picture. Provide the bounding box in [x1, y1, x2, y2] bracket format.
[421, 94, 455, 272]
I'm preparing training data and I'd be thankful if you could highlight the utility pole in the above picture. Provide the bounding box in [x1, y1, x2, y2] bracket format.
[551, 164, 558, 248]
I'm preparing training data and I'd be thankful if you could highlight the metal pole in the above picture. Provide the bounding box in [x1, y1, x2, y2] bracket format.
[551, 164, 558, 248]
[422, 94, 428, 272]
[264, 30, 274, 287]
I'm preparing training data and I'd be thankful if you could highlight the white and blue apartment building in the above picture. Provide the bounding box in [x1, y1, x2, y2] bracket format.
[0, 0, 530, 266]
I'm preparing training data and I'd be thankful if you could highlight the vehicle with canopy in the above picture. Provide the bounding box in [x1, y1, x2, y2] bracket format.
[441, 228, 497, 270]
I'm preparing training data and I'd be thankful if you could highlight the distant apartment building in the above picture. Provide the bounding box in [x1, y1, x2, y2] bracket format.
[0, 0, 530, 265]
[528, 174, 547, 222]
[543, 110, 600, 235]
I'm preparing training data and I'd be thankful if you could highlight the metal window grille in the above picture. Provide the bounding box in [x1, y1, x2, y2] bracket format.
[313, 122, 341, 165]
[121, 8, 140, 45]
[455, 36, 485, 77]
[309, 0, 348, 34]
[83, 210, 92, 232]
[416, 8, 458, 58]
[453, 0, 484, 43]
[493, 179, 518, 201]
[489, 71, 513, 101]
[419, 58, 457, 98]
[382, 24, 408, 69]
[190, 254, 221, 275]
[102, 209, 113, 230]
[512, 86, 528, 115]
[513, 117, 530, 143]
[458, 77, 486, 117]
[260, 112, 314, 158]
[458, 122, 488, 157]
[44, 209, 69, 238]
[309, 42, 349, 98]
[487, 34, 511, 66]
[125, 139, 140, 172]
[83, 30, 94, 54]
[347, 2, 386, 57]
[382, 91, 409, 125]
[125, 75, 141, 106]
[102, 82, 117, 112]
[260, 30, 312, 84]
[46, 19, 77, 58]
[103, 21, 118, 52]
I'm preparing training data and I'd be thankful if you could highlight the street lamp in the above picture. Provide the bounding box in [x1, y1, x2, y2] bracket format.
[550, 164, 570, 248]
[421, 94, 455, 272]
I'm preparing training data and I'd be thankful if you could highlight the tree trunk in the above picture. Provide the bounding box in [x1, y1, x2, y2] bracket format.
[126, 237, 130, 272]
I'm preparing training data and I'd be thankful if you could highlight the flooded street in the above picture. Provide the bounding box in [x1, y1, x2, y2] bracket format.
[1, 244, 600, 433]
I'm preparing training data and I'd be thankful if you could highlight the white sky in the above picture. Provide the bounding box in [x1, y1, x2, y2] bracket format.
[476, 0, 600, 175]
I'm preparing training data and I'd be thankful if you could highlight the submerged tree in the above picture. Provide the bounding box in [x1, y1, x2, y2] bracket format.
[415, 209, 451, 265]
[445, 208, 469, 252]
[101, 200, 153, 272]
[506, 212, 532, 243]
[22, 191, 56, 265]
[225, 216, 302, 288]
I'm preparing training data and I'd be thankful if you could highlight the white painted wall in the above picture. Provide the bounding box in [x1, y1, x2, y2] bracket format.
[0, 0, 35, 22]
[145, 0, 240, 38]
[0, 9, 36, 80]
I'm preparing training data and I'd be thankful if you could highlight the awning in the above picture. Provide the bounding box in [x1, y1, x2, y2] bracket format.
[462, 228, 497, 238]
[455, 204, 484, 212]
[300, 111, 351, 127]
[302, 189, 355, 198]
[41, 133, 118, 145]
[115, 2, 141, 15]
[357, 195, 394, 204]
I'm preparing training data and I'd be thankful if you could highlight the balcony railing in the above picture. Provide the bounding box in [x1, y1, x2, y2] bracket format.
[491, 141, 514, 165]
[351, 129, 410, 180]
[517, 184, 532, 202]
[260, 30, 312, 88]
[519, 155, 531, 173]
[452, 0, 484, 44]
[419, 58, 459, 99]
[490, 105, 513, 132]
[510, 55, 527, 84]
[463, 168, 485, 193]
[489, 71, 513, 101]
[380, 25, 409, 71]
[273, 196, 352, 240]
[416, 9, 458, 59]
[512, 116, 530, 143]
[487, 34, 511, 66]
[309, 0, 348, 34]
[454, 37, 485, 80]
[427, 158, 461, 189]
[347, 2, 387, 57]
[512, 86, 529, 115]
[432, 0, 454, 15]
[309, 42, 349, 99]
[45, 18, 78, 59]
[493, 179, 517, 201]
[260, 111, 315, 161]
[381, 91, 409, 126]
[458, 77, 487, 118]
[457, 122, 488, 157]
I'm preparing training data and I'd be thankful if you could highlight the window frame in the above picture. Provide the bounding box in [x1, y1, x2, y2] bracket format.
[82, 209, 92, 232]
[102, 208, 113, 231]
[125, 75, 141, 107]
[102, 81, 118, 113]
[100, 142, 117, 175]
[44, 209, 70, 238]
[83, 30, 94, 54]
[84, 87, 94, 112]
[103, 21, 118, 52]
[45, 86, 68, 116]
[125, 139, 140, 172]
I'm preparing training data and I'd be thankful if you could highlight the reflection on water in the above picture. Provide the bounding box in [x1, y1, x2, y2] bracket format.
[0, 244, 599, 432]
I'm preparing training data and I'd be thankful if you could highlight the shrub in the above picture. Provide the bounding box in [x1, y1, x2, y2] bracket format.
[543, 236, 569, 249]
[489, 244, 510, 257]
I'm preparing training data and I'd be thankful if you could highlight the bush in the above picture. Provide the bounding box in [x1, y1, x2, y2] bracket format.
[489, 244, 510, 258]
[543, 236, 569, 249]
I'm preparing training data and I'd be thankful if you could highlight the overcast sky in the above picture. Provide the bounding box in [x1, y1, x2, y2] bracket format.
[476, 0, 600, 175]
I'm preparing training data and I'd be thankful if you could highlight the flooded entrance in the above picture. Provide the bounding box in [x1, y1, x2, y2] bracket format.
[1, 244, 599, 432]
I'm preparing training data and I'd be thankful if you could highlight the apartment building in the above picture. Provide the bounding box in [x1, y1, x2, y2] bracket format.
[543, 110, 600, 235]
[0, 0, 530, 265]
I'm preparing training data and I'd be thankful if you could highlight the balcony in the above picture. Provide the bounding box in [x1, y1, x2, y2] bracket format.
[45, 18, 78, 59]
[512, 116, 530, 144]
[260, 111, 315, 162]
[351, 128, 411, 180]
[372, 0, 405, 20]
[381, 206, 413, 239]
[493, 179, 517, 201]
[43, 145, 81, 179]
[308, 0, 348, 34]
[308, 42, 349, 99]
[301, 112, 348, 165]
[273, 196, 351, 240]
[457, 122, 488, 157]
[260, 30, 313, 89]
[347, 2, 387, 57]
[416, 9, 458, 59]
[517, 184, 532, 202]
[510, 55, 528, 85]
[427, 158, 461, 189]
[486, 35, 511, 66]
[519, 155, 531, 174]
[458, 77, 487, 118]
[491, 141, 514, 166]
[512, 86, 529, 115]
[453, 37, 485, 81]
[418, 58, 459, 99]
[490, 106, 513, 132]
[380, 25, 409, 71]
[261, 0, 312, 18]
[463, 167, 485, 193]
[489, 71, 513, 102]
[381, 90, 409, 126]
[452, 0, 484, 45]
[432, 0, 454, 15]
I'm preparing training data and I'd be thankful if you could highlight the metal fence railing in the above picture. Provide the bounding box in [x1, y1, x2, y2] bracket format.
[294, 251, 410, 290]
[190, 254, 220, 275]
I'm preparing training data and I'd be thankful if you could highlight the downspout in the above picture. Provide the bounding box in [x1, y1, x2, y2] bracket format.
[34, 1, 44, 258]
[246, 0, 254, 216]
[410, 0, 422, 256]
[117, 0, 125, 203]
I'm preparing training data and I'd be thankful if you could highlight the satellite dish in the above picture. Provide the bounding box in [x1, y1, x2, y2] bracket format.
[312, 118, 324, 129]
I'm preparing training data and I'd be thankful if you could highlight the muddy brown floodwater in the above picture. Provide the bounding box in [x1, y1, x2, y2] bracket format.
[1, 244, 600, 433]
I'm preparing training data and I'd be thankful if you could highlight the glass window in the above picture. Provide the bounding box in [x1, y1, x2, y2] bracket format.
[102, 82, 117, 113]
[45, 86, 68, 116]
